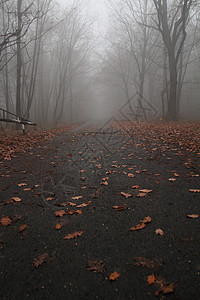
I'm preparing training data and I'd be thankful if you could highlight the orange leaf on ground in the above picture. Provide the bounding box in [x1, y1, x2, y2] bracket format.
[121, 192, 132, 198]
[46, 197, 54, 201]
[155, 282, 175, 296]
[55, 224, 62, 230]
[33, 253, 49, 267]
[11, 197, 21, 202]
[67, 202, 77, 206]
[75, 210, 82, 215]
[18, 183, 27, 187]
[147, 274, 156, 285]
[189, 189, 200, 193]
[128, 173, 135, 178]
[19, 224, 28, 232]
[101, 181, 108, 186]
[77, 201, 92, 208]
[137, 193, 147, 198]
[113, 205, 128, 211]
[55, 210, 66, 217]
[80, 177, 86, 181]
[63, 231, 83, 240]
[187, 214, 199, 219]
[155, 229, 164, 236]
[139, 189, 152, 193]
[72, 196, 83, 200]
[132, 185, 140, 189]
[130, 223, 146, 231]
[0, 216, 12, 226]
[141, 216, 152, 224]
[109, 271, 120, 281]
[168, 178, 176, 182]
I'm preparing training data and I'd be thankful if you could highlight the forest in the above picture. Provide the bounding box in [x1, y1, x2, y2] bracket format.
[0, 0, 200, 126]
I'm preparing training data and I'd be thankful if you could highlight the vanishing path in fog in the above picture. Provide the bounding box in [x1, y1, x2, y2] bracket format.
[0, 123, 199, 299]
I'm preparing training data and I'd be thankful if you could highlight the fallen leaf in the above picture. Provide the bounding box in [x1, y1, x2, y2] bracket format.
[77, 201, 92, 208]
[155, 282, 175, 296]
[67, 202, 77, 206]
[141, 216, 152, 224]
[18, 183, 27, 187]
[113, 205, 128, 211]
[109, 271, 120, 281]
[19, 224, 28, 232]
[46, 197, 54, 201]
[168, 178, 176, 182]
[155, 229, 164, 236]
[189, 189, 200, 193]
[33, 253, 49, 267]
[87, 260, 105, 273]
[137, 193, 147, 198]
[187, 214, 199, 219]
[63, 231, 83, 240]
[67, 210, 75, 215]
[55, 210, 66, 217]
[128, 173, 135, 178]
[101, 181, 108, 186]
[55, 224, 62, 230]
[0, 216, 12, 226]
[147, 274, 156, 285]
[80, 177, 86, 181]
[130, 223, 146, 231]
[72, 196, 83, 200]
[174, 173, 179, 177]
[23, 188, 31, 191]
[75, 210, 82, 215]
[135, 257, 163, 269]
[11, 197, 22, 202]
[121, 192, 132, 198]
[139, 189, 152, 193]
[132, 185, 140, 189]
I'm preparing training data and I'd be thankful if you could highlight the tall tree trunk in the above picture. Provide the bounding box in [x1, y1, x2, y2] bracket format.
[168, 52, 177, 120]
[16, 0, 22, 127]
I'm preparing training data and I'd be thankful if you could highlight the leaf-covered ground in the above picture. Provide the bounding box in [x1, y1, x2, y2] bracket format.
[0, 121, 199, 299]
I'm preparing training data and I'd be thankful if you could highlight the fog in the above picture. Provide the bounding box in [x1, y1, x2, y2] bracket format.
[0, 0, 200, 125]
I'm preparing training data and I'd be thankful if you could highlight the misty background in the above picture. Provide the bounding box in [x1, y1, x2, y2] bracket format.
[0, 0, 200, 126]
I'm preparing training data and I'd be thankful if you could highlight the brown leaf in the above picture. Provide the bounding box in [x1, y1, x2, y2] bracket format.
[139, 189, 152, 193]
[147, 274, 156, 285]
[137, 193, 147, 198]
[55, 210, 66, 217]
[87, 260, 105, 273]
[80, 177, 86, 181]
[187, 214, 199, 219]
[155, 229, 164, 236]
[63, 231, 83, 240]
[189, 189, 200, 193]
[72, 196, 83, 200]
[75, 210, 82, 215]
[109, 271, 120, 281]
[23, 188, 31, 191]
[113, 205, 128, 211]
[67, 210, 75, 215]
[19, 224, 28, 232]
[77, 201, 92, 208]
[141, 216, 152, 224]
[33, 253, 49, 267]
[155, 282, 175, 296]
[168, 178, 176, 182]
[130, 223, 146, 231]
[18, 183, 27, 187]
[46, 197, 54, 201]
[128, 173, 135, 178]
[55, 224, 62, 230]
[101, 181, 108, 186]
[121, 192, 132, 198]
[11, 197, 22, 202]
[132, 185, 140, 189]
[135, 257, 163, 269]
[67, 202, 77, 207]
[0, 216, 12, 226]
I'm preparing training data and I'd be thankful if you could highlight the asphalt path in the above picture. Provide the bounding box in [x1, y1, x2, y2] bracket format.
[0, 123, 199, 299]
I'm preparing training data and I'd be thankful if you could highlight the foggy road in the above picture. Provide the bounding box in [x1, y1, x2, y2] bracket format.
[0, 123, 199, 299]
